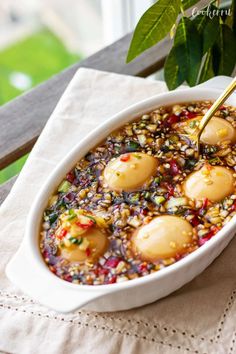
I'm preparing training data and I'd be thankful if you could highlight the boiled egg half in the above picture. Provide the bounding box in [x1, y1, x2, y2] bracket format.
[176, 116, 236, 145]
[183, 165, 235, 202]
[132, 215, 193, 261]
[103, 152, 157, 192]
[56, 209, 108, 262]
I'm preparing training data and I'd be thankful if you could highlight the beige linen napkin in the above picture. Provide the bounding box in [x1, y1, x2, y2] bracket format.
[0, 68, 236, 354]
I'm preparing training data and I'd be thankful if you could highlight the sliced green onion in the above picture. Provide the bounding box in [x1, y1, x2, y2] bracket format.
[58, 180, 71, 193]
[126, 141, 140, 152]
[67, 215, 77, 221]
[86, 215, 96, 224]
[48, 212, 58, 224]
[69, 237, 83, 245]
[189, 120, 197, 129]
[154, 196, 165, 205]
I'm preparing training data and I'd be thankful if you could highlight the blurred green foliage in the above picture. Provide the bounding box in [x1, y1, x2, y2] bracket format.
[0, 155, 28, 184]
[0, 28, 81, 185]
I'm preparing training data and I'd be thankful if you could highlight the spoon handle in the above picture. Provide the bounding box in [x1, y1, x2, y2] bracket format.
[198, 77, 236, 134]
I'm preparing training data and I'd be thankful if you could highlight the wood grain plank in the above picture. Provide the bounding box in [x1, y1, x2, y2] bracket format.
[0, 34, 171, 170]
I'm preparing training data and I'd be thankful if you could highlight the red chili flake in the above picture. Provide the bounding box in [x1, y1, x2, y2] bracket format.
[198, 226, 219, 246]
[85, 248, 91, 257]
[169, 160, 180, 176]
[175, 253, 182, 261]
[165, 114, 180, 126]
[49, 266, 57, 274]
[198, 238, 208, 246]
[57, 228, 67, 240]
[138, 263, 147, 273]
[163, 182, 175, 199]
[98, 268, 109, 276]
[202, 198, 209, 209]
[76, 219, 94, 229]
[141, 208, 148, 216]
[120, 154, 130, 162]
[66, 171, 75, 183]
[93, 268, 99, 276]
[230, 202, 236, 212]
[43, 250, 49, 258]
[105, 257, 121, 268]
[108, 275, 117, 284]
[220, 106, 226, 110]
[64, 274, 73, 282]
[205, 163, 213, 171]
[191, 216, 200, 227]
[182, 111, 198, 119]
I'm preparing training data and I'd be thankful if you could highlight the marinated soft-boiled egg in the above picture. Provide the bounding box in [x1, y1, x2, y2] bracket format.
[176, 116, 236, 145]
[56, 209, 108, 262]
[132, 215, 193, 261]
[103, 152, 157, 192]
[60, 228, 107, 262]
[200, 116, 236, 145]
[183, 165, 235, 202]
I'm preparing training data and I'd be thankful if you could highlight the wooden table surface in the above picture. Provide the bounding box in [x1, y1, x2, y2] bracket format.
[0, 33, 171, 205]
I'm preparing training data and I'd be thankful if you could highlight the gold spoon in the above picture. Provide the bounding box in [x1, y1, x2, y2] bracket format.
[187, 76, 236, 158]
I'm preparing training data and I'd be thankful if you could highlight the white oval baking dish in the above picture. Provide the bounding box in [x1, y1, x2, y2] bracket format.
[6, 76, 236, 313]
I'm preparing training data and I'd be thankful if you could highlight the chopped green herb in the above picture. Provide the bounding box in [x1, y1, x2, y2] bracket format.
[67, 209, 77, 220]
[184, 159, 197, 170]
[221, 110, 228, 117]
[154, 196, 166, 205]
[69, 237, 83, 245]
[48, 212, 58, 225]
[130, 194, 140, 203]
[58, 180, 71, 193]
[144, 191, 151, 199]
[208, 157, 222, 165]
[169, 134, 179, 143]
[67, 215, 77, 221]
[154, 176, 162, 184]
[86, 215, 96, 224]
[202, 145, 218, 155]
[55, 198, 66, 210]
[160, 145, 169, 152]
[125, 141, 140, 152]
[189, 120, 197, 129]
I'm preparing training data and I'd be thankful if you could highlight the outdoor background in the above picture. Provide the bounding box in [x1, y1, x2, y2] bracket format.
[0, 0, 156, 185]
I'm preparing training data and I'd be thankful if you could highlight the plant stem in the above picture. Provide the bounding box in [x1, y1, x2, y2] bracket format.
[180, 3, 185, 15]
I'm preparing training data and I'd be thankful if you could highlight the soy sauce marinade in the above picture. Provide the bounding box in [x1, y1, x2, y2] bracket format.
[40, 101, 236, 285]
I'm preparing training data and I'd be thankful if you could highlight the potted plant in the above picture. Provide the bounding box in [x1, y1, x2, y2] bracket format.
[127, 0, 236, 89]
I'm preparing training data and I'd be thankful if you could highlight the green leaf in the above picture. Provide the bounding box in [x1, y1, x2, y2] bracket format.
[215, 24, 236, 75]
[212, 43, 221, 74]
[192, 13, 208, 33]
[126, 0, 181, 62]
[202, 13, 220, 54]
[192, 3, 218, 34]
[181, 0, 199, 11]
[192, 3, 219, 47]
[164, 45, 186, 90]
[174, 17, 202, 86]
[226, 0, 236, 35]
[198, 49, 215, 83]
